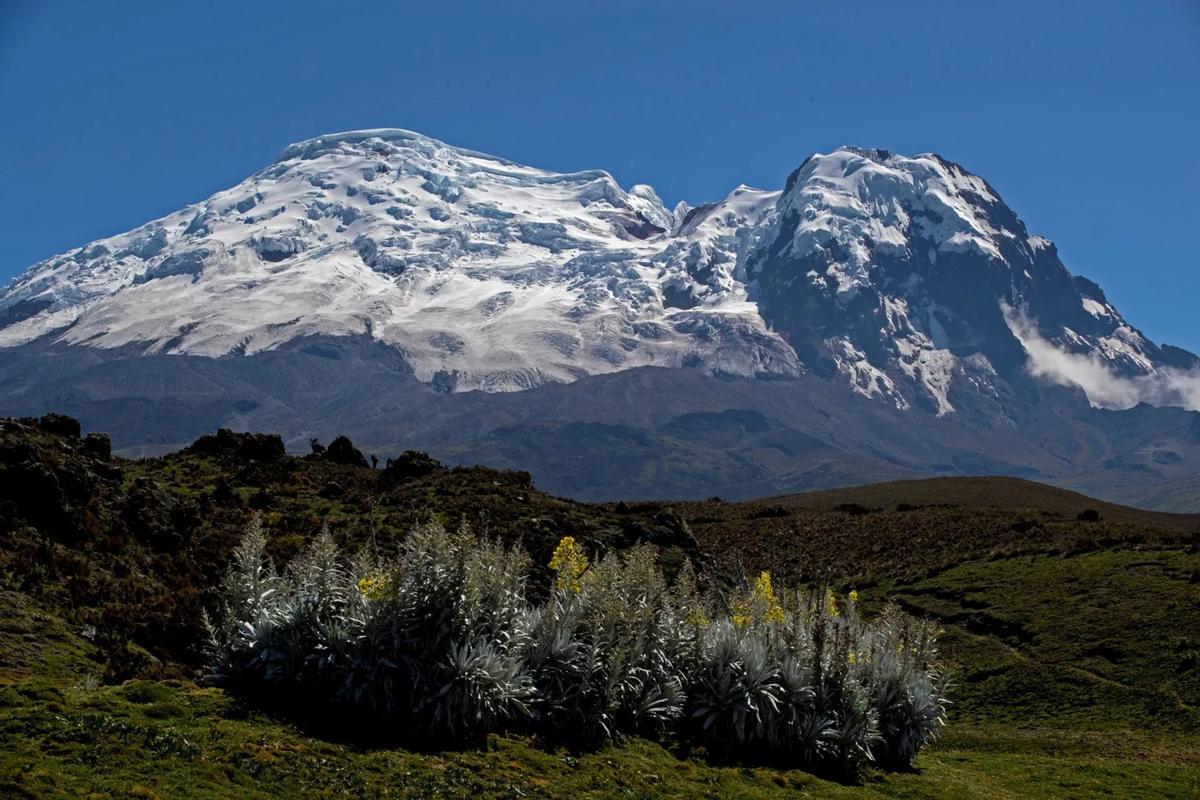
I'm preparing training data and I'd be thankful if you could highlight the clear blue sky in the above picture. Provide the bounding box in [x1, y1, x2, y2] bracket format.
[2, 0, 1197, 352]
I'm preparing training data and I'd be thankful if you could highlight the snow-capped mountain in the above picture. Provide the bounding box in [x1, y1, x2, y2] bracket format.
[747, 147, 1198, 414]
[2, 129, 1198, 510]
[1, 130, 1191, 411]
[0, 130, 798, 392]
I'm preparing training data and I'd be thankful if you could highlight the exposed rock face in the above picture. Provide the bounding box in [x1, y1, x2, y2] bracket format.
[0, 131, 1197, 509]
[322, 435, 368, 468]
[185, 428, 286, 463]
[381, 450, 445, 487]
[0, 416, 118, 541]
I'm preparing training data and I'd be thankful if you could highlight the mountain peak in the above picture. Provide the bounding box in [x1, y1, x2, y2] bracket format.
[0, 128, 800, 390]
[832, 145, 897, 163]
[277, 128, 474, 163]
[0, 131, 1189, 416]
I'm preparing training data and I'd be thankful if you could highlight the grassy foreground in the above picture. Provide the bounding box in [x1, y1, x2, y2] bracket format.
[1, 675, 1195, 799]
[2, 418, 1199, 797]
[2, 568, 1197, 800]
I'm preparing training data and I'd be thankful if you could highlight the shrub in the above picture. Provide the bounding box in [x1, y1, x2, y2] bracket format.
[206, 520, 949, 775]
[527, 539, 690, 742]
[204, 519, 535, 742]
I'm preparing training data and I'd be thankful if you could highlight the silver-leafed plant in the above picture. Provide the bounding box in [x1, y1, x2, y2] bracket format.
[206, 518, 949, 774]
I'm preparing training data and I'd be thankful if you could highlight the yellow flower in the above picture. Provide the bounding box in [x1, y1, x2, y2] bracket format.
[848, 652, 858, 665]
[549, 536, 589, 594]
[686, 607, 711, 627]
[731, 571, 786, 626]
[730, 594, 751, 627]
[754, 571, 786, 625]
[357, 573, 391, 601]
[826, 588, 839, 618]
[848, 589, 859, 604]
[754, 571, 776, 604]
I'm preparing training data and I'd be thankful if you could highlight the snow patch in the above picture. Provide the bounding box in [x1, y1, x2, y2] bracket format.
[0, 128, 1183, 411]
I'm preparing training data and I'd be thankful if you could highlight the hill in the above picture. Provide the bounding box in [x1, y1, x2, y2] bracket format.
[0, 415, 702, 678]
[673, 475, 1200, 581]
[673, 479, 1200, 739]
[1, 417, 1198, 798]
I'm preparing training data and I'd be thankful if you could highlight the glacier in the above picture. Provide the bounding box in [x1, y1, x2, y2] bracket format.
[0, 129, 1194, 413]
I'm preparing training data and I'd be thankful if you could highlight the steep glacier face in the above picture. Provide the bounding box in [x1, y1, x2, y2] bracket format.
[748, 147, 1194, 414]
[0, 129, 798, 391]
[0, 131, 1191, 409]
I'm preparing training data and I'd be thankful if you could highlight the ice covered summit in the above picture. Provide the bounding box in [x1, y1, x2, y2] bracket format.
[0, 129, 794, 392]
[1, 129, 1197, 508]
[2, 128, 1190, 408]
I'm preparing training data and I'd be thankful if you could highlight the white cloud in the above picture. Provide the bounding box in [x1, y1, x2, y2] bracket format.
[1002, 303, 1200, 412]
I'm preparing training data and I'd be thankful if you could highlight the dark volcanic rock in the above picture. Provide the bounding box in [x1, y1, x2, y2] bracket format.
[122, 476, 198, 551]
[39, 413, 81, 439]
[83, 432, 112, 461]
[186, 428, 286, 463]
[0, 417, 109, 540]
[381, 450, 445, 487]
[323, 435, 368, 468]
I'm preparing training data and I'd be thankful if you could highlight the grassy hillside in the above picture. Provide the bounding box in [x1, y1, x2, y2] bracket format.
[0, 416, 702, 677]
[677, 479, 1200, 733]
[2, 416, 1198, 798]
[2, 585, 1196, 800]
[673, 476, 1199, 581]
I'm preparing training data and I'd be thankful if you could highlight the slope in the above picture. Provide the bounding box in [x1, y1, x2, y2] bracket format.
[2, 131, 1199, 511]
[1, 418, 1198, 797]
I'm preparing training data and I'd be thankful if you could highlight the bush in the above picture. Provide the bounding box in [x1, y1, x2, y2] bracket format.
[526, 538, 690, 742]
[204, 518, 533, 743]
[687, 577, 948, 770]
[206, 519, 949, 775]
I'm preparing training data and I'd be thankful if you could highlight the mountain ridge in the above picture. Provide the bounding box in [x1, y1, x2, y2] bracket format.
[1, 129, 1197, 509]
[1, 335, 1197, 511]
[1, 128, 1193, 407]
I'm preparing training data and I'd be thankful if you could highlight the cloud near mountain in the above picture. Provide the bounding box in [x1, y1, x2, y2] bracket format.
[1, 130, 1197, 510]
[1004, 302, 1200, 412]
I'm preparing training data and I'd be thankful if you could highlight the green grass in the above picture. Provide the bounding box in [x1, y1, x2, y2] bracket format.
[881, 547, 1200, 731]
[1, 578, 1198, 799]
[5, 418, 1200, 797]
[1, 675, 1196, 800]
[0, 591, 99, 681]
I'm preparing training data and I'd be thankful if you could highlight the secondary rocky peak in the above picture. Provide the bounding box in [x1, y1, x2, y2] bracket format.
[0, 131, 1191, 417]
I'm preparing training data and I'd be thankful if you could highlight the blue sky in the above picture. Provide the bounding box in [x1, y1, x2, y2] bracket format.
[1, 0, 1197, 352]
